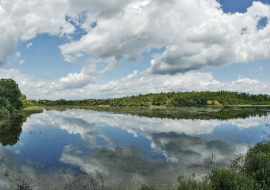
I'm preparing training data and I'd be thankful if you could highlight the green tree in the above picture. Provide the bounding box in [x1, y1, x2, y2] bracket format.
[0, 78, 23, 109]
[0, 96, 14, 115]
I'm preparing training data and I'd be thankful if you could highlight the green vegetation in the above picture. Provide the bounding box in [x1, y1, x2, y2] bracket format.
[140, 141, 270, 190]
[138, 184, 155, 190]
[19, 106, 44, 114]
[0, 79, 23, 116]
[0, 115, 27, 146]
[30, 91, 270, 108]
[69, 106, 269, 121]
[0, 78, 37, 117]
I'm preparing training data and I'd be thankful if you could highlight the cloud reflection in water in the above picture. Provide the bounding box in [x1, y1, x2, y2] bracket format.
[0, 109, 268, 189]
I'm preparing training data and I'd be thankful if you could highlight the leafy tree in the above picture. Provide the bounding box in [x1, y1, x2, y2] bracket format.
[0, 96, 14, 115]
[0, 78, 23, 109]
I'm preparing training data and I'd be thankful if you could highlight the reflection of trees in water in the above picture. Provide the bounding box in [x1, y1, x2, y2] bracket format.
[45, 107, 270, 121]
[0, 115, 27, 146]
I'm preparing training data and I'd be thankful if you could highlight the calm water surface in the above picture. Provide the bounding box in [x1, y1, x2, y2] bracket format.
[0, 109, 269, 189]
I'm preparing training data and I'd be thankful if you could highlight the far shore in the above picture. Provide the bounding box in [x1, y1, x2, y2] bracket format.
[41, 104, 270, 109]
[4, 104, 269, 119]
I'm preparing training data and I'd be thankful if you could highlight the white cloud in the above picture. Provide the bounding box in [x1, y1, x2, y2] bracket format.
[54, 70, 96, 89]
[15, 52, 21, 59]
[0, 1, 270, 99]
[0, 0, 76, 66]
[97, 71, 270, 98]
[0, 0, 137, 67]
[26, 42, 33, 49]
[44, 72, 51, 76]
[0, 0, 270, 75]
[18, 60, 24, 65]
[59, 0, 270, 74]
[13, 51, 21, 61]
[1, 67, 270, 100]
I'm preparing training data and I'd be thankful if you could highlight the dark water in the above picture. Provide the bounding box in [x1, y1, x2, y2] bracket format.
[0, 109, 269, 189]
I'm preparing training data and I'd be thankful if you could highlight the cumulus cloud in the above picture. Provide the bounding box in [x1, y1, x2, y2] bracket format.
[97, 71, 270, 98]
[1, 67, 270, 100]
[53, 72, 96, 89]
[0, 0, 136, 67]
[1, 0, 270, 74]
[0, 0, 76, 66]
[0, 67, 97, 99]
[1, 1, 270, 99]
[59, 0, 270, 74]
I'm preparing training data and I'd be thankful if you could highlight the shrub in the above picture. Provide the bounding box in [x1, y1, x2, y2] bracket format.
[176, 141, 270, 190]
[209, 168, 255, 190]
[243, 141, 270, 189]
[177, 175, 210, 190]
[138, 184, 155, 190]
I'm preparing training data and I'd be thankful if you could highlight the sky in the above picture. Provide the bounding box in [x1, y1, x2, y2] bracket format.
[0, 0, 270, 100]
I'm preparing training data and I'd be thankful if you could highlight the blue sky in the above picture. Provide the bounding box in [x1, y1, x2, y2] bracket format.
[1, 0, 270, 99]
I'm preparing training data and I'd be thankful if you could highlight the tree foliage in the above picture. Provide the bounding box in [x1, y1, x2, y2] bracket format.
[31, 91, 270, 107]
[0, 78, 24, 116]
[242, 141, 270, 189]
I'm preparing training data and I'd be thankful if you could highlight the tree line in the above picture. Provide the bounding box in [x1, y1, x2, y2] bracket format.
[1, 77, 270, 114]
[31, 91, 270, 107]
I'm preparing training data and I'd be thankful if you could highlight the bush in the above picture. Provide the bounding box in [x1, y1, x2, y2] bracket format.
[209, 168, 255, 190]
[177, 175, 210, 190]
[138, 184, 155, 190]
[243, 141, 270, 189]
[175, 141, 270, 190]
[176, 169, 255, 190]
[0, 108, 10, 116]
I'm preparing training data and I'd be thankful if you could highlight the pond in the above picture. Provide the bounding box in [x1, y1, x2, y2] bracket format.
[0, 108, 269, 189]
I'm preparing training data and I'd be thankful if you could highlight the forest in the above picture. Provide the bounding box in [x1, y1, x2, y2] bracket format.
[31, 91, 270, 107]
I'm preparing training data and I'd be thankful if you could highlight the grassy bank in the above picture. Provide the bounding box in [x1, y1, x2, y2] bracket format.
[14, 106, 44, 115]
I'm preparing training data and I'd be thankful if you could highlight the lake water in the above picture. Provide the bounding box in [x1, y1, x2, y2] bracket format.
[0, 108, 269, 189]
